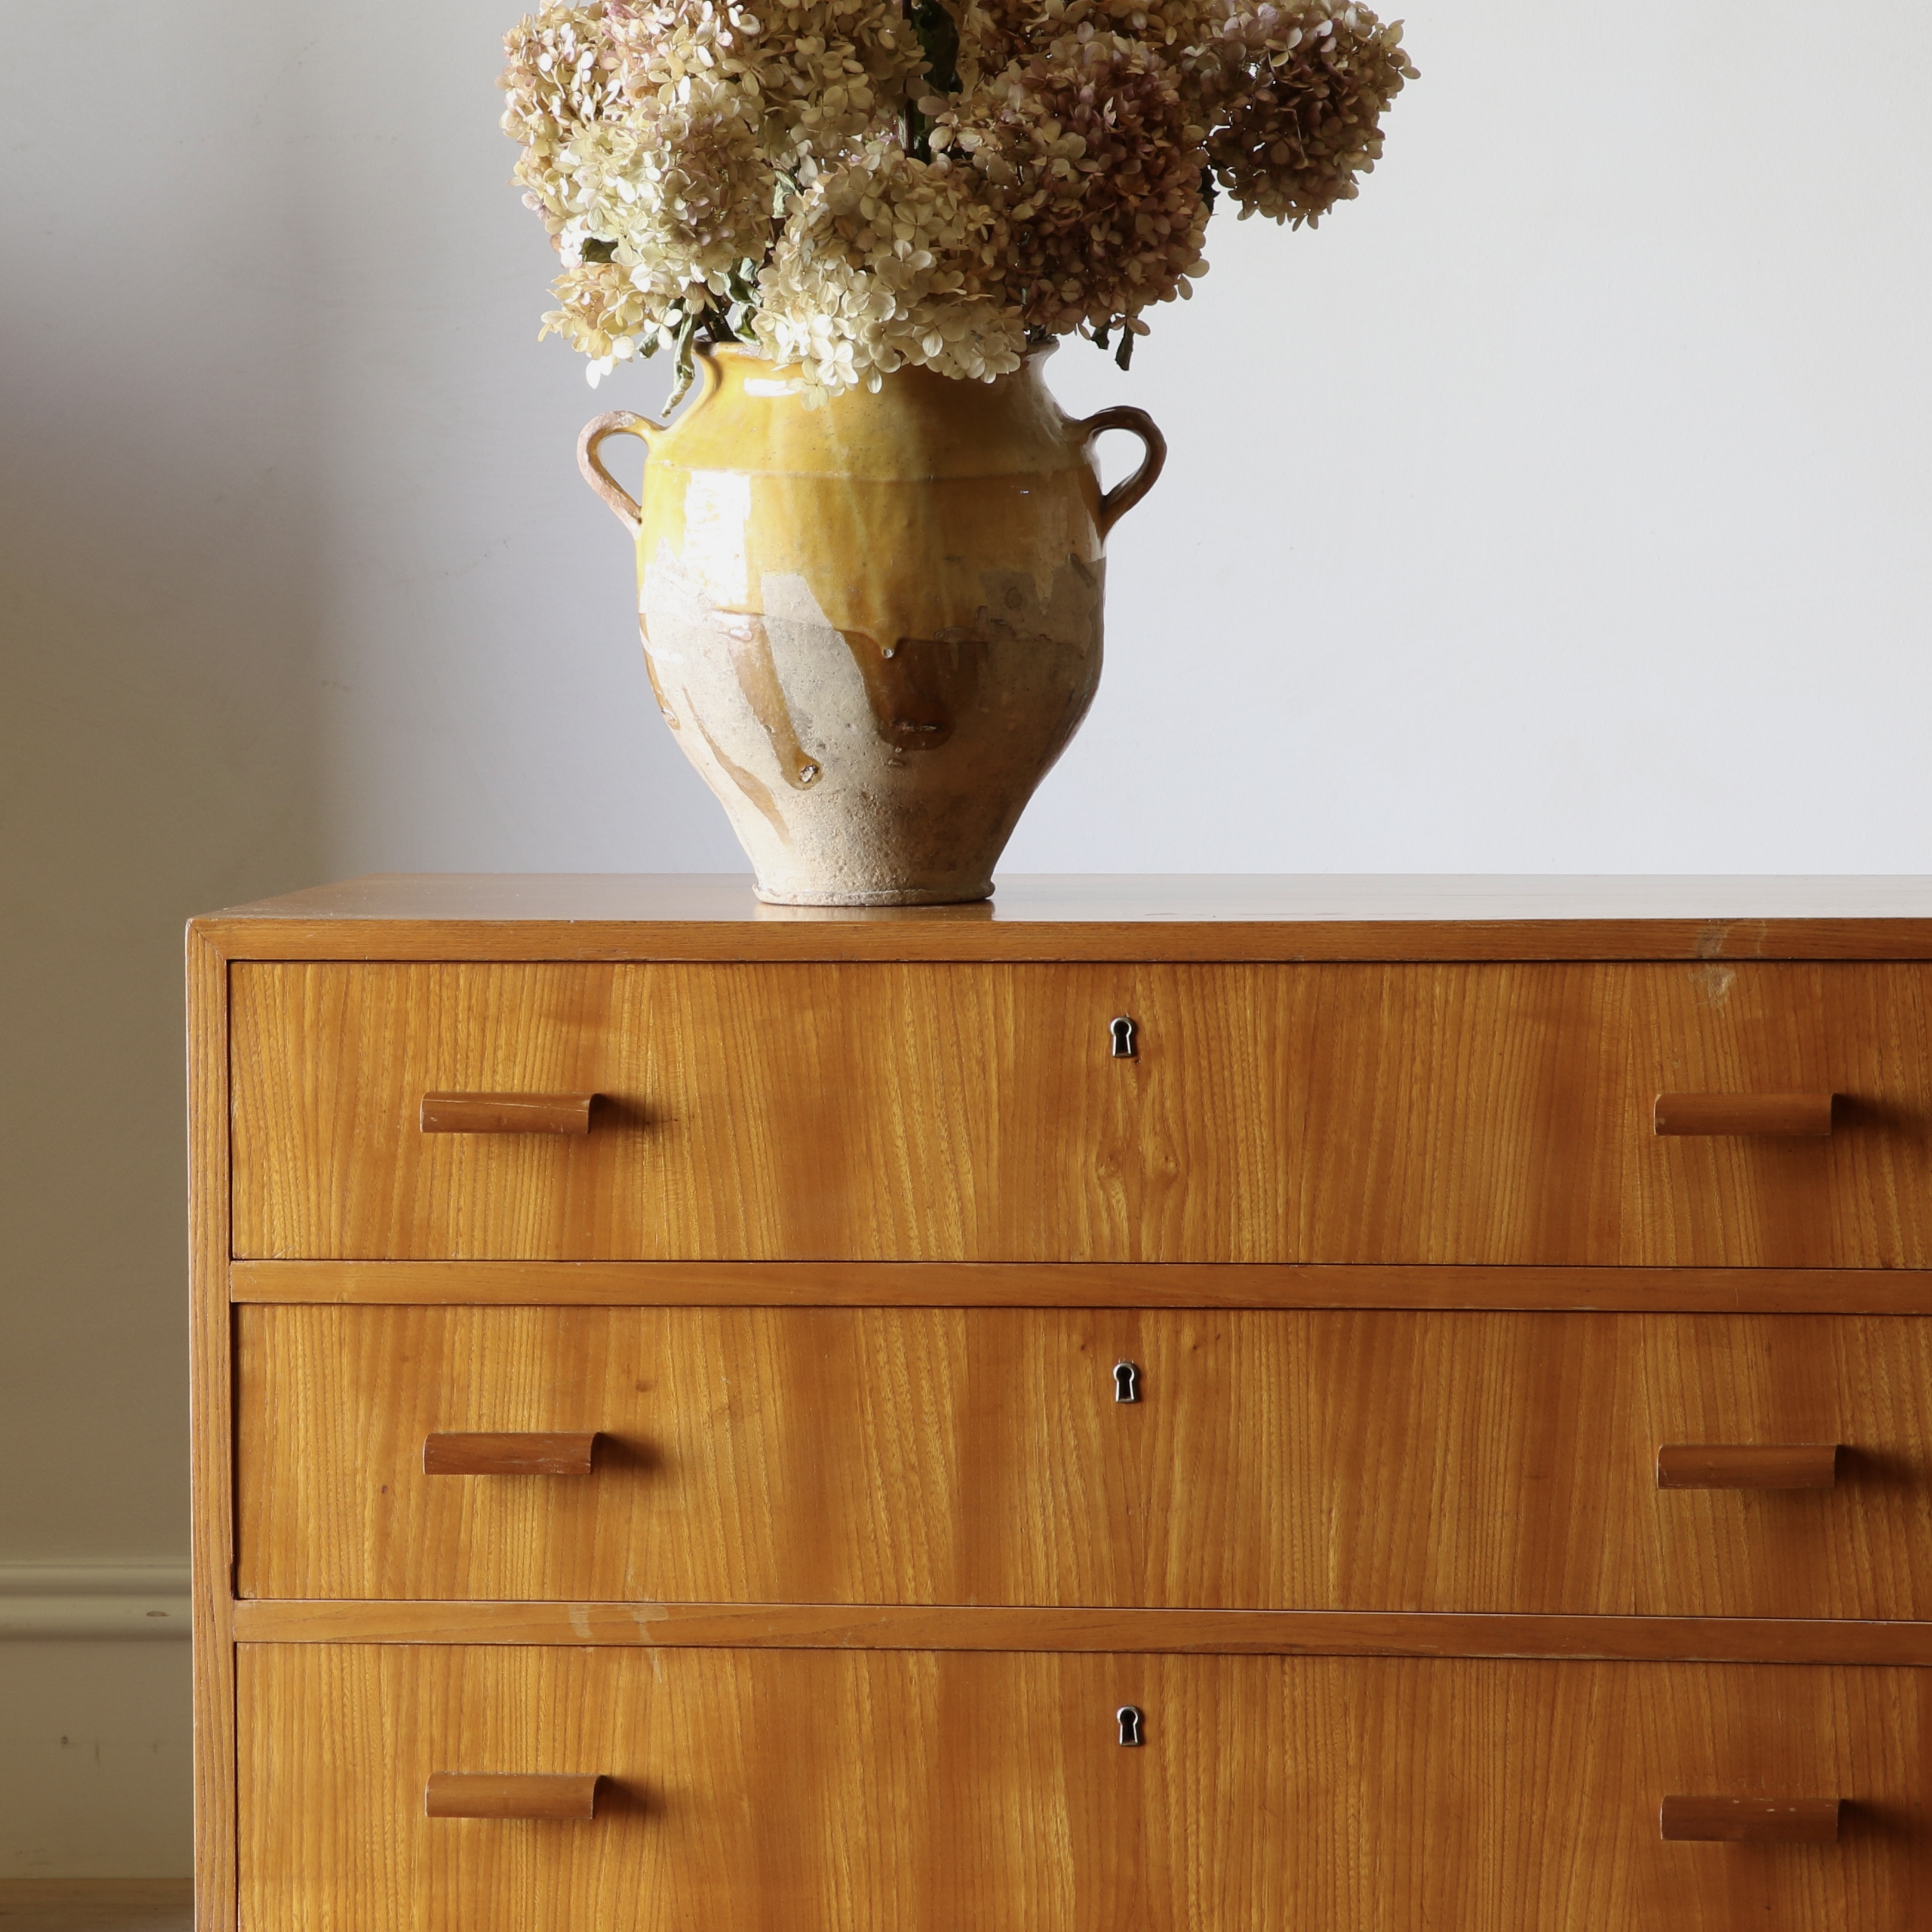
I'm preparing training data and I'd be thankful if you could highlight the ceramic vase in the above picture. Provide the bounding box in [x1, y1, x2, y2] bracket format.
[578, 344, 1163, 905]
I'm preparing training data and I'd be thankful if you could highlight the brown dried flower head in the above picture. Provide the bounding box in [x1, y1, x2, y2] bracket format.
[955, 0, 1218, 91]
[938, 31, 1209, 337]
[1193, 2, 1418, 225]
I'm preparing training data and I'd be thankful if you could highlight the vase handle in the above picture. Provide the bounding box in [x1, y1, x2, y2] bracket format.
[576, 410, 664, 538]
[1074, 406, 1168, 538]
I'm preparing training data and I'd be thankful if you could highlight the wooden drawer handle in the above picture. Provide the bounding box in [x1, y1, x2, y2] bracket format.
[1660, 1795, 1841, 1844]
[420, 1092, 595, 1135]
[426, 1773, 603, 1820]
[423, 1432, 598, 1476]
[1657, 1443, 1839, 1490]
[1653, 1092, 1834, 1137]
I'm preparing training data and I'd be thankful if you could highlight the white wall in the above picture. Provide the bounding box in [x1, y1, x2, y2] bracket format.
[3, 0, 1928, 1875]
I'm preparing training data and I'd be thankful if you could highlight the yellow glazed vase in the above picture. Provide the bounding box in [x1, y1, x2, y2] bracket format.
[578, 345, 1164, 905]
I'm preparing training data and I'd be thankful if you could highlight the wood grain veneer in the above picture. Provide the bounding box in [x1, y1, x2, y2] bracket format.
[192, 879, 1932, 1932]
[229, 960, 1932, 1266]
[238, 1644, 1932, 1932]
[229, 1600, 1932, 1667]
[235, 1305, 1932, 1621]
[228, 1258, 1932, 1313]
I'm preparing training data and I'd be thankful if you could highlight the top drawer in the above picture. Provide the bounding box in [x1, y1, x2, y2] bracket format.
[229, 960, 1932, 1263]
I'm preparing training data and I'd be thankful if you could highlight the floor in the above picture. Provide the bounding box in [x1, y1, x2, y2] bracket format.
[0, 1884, 192, 1931]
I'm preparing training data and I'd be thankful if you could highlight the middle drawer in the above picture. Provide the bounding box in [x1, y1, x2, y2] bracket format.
[236, 1304, 1932, 1618]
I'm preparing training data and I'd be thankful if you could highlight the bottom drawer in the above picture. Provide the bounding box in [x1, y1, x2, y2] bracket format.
[238, 1644, 1932, 1931]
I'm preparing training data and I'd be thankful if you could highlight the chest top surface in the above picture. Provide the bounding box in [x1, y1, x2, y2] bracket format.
[191, 873, 1932, 963]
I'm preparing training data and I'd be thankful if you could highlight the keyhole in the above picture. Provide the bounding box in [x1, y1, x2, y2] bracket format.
[1113, 1360, 1141, 1403]
[1117, 1705, 1144, 1747]
[1110, 1015, 1137, 1058]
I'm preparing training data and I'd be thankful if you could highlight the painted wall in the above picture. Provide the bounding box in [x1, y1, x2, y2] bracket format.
[2, 0, 1928, 1874]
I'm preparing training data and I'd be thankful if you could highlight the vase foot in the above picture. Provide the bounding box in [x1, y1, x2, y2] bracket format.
[752, 880, 995, 907]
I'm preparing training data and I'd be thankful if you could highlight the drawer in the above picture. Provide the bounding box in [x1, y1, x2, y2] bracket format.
[228, 960, 1932, 1264]
[236, 1306, 1932, 1618]
[238, 1643, 1932, 1931]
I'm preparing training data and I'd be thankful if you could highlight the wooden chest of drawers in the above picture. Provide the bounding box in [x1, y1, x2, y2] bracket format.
[189, 875, 1932, 1930]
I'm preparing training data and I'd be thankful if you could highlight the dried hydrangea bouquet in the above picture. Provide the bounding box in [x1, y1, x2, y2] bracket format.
[501, 0, 1416, 902]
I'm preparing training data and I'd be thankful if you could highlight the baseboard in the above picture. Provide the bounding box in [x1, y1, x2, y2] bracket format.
[0, 1565, 190, 1641]
[0, 1879, 193, 1899]
[0, 1878, 193, 1925]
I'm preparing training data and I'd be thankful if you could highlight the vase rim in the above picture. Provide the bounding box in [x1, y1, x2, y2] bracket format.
[694, 339, 1057, 373]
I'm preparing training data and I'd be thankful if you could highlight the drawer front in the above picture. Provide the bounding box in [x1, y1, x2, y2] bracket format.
[238, 1643, 1932, 1931]
[229, 960, 1932, 1264]
[236, 1306, 1932, 1619]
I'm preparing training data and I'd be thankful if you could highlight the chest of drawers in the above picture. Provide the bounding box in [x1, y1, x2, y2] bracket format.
[189, 875, 1932, 1930]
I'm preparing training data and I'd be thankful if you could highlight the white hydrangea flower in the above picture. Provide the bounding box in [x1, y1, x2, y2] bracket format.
[557, 70, 775, 302]
[753, 141, 1024, 401]
[607, 0, 923, 164]
[501, 4, 629, 233]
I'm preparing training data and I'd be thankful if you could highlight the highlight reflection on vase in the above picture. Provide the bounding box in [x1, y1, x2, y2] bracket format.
[580, 343, 1163, 905]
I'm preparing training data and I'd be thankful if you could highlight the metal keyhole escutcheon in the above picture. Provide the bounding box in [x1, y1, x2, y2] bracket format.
[1113, 1360, 1141, 1403]
[1110, 1016, 1137, 1058]
[1117, 1705, 1144, 1747]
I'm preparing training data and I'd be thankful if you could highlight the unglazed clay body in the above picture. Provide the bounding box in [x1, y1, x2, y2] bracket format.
[579, 346, 1163, 905]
